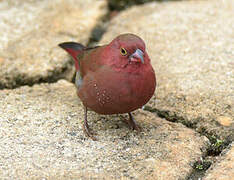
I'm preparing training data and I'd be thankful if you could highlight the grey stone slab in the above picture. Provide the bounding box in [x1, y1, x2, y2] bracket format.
[0, 0, 107, 88]
[0, 80, 208, 179]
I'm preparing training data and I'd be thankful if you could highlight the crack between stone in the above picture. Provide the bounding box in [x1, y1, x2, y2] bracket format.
[143, 105, 232, 180]
[0, 59, 73, 90]
[0, 10, 111, 90]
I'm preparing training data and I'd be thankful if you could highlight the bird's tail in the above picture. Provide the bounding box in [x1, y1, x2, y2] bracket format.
[58, 42, 85, 71]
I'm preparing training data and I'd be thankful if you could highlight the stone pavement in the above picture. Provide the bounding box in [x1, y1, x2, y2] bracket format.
[0, 0, 106, 88]
[0, 80, 208, 179]
[0, 0, 233, 179]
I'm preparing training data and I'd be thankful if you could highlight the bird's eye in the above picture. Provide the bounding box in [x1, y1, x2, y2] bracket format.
[120, 47, 127, 56]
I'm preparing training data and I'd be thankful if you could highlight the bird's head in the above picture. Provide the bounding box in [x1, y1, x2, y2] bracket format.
[105, 33, 150, 70]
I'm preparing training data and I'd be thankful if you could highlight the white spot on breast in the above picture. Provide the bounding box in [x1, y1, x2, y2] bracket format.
[93, 84, 111, 106]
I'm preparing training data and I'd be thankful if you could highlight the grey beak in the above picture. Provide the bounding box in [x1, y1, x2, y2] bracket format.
[129, 49, 144, 64]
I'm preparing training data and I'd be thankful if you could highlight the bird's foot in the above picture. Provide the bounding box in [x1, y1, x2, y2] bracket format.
[82, 124, 97, 141]
[126, 112, 142, 132]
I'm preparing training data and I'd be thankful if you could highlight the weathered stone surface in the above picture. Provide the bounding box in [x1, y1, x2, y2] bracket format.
[0, 0, 107, 88]
[0, 80, 208, 179]
[204, 142, 234, 180]
[100, 0, 234, 140]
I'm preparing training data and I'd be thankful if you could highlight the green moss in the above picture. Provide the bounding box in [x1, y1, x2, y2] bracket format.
[207, 136, 226, 156]
[194, 159, 211, 171]
[196, 164, 203, 170]
[214, 139, 224, 148]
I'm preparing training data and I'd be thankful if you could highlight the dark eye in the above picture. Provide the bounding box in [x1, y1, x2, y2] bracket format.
[120, 47, 127, 56]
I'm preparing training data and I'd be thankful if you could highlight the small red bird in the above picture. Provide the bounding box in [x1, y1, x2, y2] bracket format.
[59, 34, 156, 140]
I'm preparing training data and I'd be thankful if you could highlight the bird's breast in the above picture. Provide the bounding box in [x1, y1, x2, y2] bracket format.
[77, 65, 156, 115]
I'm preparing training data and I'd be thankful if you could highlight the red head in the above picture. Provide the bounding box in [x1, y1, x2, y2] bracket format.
[104, 33, 151, 71]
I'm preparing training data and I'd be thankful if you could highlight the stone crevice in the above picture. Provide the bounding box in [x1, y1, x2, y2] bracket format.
[0, 59, 73, 90]
[143, 105, 232, 180]
[0, 8, 111, 90]
[0, 0, 108, 90]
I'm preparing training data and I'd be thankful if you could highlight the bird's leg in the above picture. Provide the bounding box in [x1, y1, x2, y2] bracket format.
[83, 106, 97, 141]
[126, 112, 141, 131]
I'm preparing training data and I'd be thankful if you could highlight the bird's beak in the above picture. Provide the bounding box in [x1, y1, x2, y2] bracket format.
[129, 49, 144, 64]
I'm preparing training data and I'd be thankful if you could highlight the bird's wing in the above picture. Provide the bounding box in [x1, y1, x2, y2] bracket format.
[79, 45, 106, 77]
[58, 42, 85, 71]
